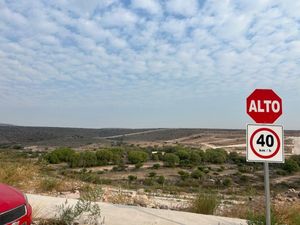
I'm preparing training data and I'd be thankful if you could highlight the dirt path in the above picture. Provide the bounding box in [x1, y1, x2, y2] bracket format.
[99, 128, 171, 139]
[69, 161, 164, 172]
[273, 172, 300, 184]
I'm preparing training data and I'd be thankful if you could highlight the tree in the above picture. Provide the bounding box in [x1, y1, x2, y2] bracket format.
[45, 147, 75, 164]
[163, 153, 180, 167]
[204, 149, 228, 164]
[96, 149, 114, 165]
[176, 149, 191, 166]
[81, 151, 97, 167]
[128, 151, 148, 164]
[189, 151, 202, 165]
[69, 154, 80, 168]
[110, 148, 124, 164]
[47, 153, 59, 164]
[176, 150, 190, 161]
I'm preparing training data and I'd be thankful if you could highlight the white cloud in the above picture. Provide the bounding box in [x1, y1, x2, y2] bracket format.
[101, 7, 138, 27]
[131, 0, 161, 15]
[166, 0, 198, 17]
[0, 0, 300, 128]
[161, 18, 187, 38]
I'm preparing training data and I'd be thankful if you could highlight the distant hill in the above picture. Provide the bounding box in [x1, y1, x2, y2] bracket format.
[0, 123, 15, 126]
[0, 126, 156, 147]
[0, 125, 299, 148]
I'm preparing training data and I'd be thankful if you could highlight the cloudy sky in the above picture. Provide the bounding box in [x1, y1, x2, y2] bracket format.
[0, 0, 300, 129]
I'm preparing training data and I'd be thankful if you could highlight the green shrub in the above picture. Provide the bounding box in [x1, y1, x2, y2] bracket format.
[190, 193, 219, 215]
[229, 152, 245, 164]
[191, 170, 204, 179]
[128, 151, 148, 164]
[128, 175, 137, 183]
[143, 178, 154, 186]
[45, 148, 75, 164]
[189, 151, 203, 165]
[204, 149, 228, 164]
[222, 178, 232, 187]
[176, 150, 190, 161]
[152, 163, 160, 169]
[39, 178, 59, 192]
[290, 155, 300, 166]
[240, 175, 250, 183]
[148, 172, 157, 177]
[276, 169, 288, 176]
[247, 210, 281, 225]
[282, 159, 299, 174]
[112, 163, 127, 171]
[163, 153, 180, 167]
[96, 149, 114, 165]
[178, 170, 190, 181]
[157, 176, 165, 185]
[52, 187, 104, 225]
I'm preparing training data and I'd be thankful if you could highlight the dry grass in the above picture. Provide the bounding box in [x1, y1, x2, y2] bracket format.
[0, 161, 39, 190]
[188, 193, 219, 215]
[107, 192, 132, 204]
[275, 203, 300, 225]
[38, 178, 61, 192]
[221, 199, 300, 225]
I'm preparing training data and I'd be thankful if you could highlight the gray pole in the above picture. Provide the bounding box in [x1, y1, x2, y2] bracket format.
[264, 162, 271, 225]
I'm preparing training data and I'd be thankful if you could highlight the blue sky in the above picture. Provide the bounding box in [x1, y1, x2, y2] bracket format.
[0, 0, 300, 129]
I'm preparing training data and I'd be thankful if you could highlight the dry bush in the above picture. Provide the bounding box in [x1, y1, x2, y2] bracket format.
[0, 162, 39, 189]
[34, 187, 104, 225]
[38, 178, 61, 192]
[275, 203, 300, 225]
[188, 193, 219, 215]
[107, 192, 132, 205]
[222, 199, 300, 225]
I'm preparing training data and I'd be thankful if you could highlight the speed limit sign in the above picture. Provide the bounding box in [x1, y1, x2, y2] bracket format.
[247, 124, 284, 163]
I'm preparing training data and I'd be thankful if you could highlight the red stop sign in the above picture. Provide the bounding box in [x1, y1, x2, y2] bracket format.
[246, 89, 282, 124]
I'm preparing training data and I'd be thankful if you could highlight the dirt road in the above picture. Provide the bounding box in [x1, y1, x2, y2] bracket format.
[99, 129, 171, 139]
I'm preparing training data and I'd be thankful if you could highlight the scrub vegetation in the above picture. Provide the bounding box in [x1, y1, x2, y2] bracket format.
[0, 127, 300, 223]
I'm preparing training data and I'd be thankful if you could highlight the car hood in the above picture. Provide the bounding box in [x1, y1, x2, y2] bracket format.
[0, 184, 25, 213]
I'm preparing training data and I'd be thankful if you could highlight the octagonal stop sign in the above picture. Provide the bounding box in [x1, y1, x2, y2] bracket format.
[246, 89, 282, 124]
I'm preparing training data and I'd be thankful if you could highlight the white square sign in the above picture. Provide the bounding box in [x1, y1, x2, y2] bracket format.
[246, 124, 284, 163]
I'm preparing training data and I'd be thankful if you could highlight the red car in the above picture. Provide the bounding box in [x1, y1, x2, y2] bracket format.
[0, 184, 32, 225]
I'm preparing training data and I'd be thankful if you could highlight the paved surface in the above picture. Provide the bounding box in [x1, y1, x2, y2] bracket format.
[27, 194, 246, 225]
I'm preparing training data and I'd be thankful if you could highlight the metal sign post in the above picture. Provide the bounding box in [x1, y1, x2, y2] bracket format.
[246, 89, 284, 225]
[264, 162, 271, 225]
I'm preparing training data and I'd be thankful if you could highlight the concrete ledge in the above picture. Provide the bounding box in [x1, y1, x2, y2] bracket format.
[28, 194, 247, 225]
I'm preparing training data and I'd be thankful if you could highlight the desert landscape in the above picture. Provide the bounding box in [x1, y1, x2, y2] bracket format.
[0, 125, 299, 224]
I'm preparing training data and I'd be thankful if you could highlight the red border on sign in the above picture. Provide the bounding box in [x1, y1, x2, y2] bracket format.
[250, 128, 280, 159]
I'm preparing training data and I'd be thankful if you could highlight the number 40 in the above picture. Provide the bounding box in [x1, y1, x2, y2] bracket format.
[256, 134, 274, 147]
